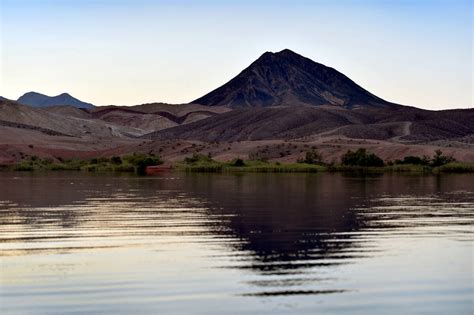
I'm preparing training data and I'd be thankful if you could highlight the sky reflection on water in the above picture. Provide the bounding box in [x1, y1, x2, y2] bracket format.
[0, 172, 473, 314]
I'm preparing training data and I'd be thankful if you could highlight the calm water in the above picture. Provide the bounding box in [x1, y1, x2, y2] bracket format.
[0, 172, 473, 314]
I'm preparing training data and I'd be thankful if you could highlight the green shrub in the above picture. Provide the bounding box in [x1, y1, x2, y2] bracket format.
[430, 150, 455, 167]
[89, 157, 111, 164]
[184, 153, 213, 164]
[435, 162, 474, 173]
[41, 158, 54, 165]
[341, 148, 384, 167]
[13, 162, 34, 171]
[136, 157, 162, 174]
[248, 152, 269, 163]
[113, 163, 135, 172]
[50, 163, 81, 171]
[111, 156, 122, 164]
[298, 150, 323, 164]
[124, 153, 163, 166]
[9, 153, 162, 173]
[394, 151, 455, 168]
[232, 158, 245, 167]
[82, 164, 99, 172]
[395, 155, 430, 166]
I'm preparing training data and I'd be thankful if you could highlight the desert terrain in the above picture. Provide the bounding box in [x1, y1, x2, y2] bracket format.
[1, 49, 472, 165]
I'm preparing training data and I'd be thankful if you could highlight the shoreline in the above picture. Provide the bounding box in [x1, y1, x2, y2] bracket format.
[2, 150, 473, 174]
[2, 161, 473, 174]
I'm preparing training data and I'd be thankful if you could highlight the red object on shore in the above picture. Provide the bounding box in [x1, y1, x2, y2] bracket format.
[145, 165, 172, 174]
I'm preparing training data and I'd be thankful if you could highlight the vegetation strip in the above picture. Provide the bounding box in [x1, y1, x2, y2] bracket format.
[2, 149, 473, 174]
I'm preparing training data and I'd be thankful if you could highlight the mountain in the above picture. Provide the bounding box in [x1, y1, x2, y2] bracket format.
[144, 106, 367, 141]
[193, 49, 391, 108]
[143, 105, 474, 143]
[0, 97, 230, 144]
[0, 98, 141, 138]
[17, 92, 95, 109]
[2, 49, 473, 165]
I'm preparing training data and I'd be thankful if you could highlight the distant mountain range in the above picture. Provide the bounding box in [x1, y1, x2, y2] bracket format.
[193, 49, 391, 108]
[16, 92, 95, 109]
[12, 50, 389, 110]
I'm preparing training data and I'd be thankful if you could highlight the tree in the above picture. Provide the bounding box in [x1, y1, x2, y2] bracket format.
[233, 158, 245, 167]
[430, 150, 455, 167]
[135, 156, 163, 174]
[124, 153, 163, 174]
[299, 150, 323, 164]
[395, 155, 431, 166]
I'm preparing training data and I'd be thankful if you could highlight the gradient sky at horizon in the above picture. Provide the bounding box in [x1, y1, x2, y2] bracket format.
[1, 0, 472, 109]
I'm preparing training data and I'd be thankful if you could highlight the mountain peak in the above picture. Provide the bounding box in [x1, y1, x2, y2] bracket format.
[17, 92, 94, 109]
[276, 48, 297, 55]
[23, 91, 44, 97]
[255, 49, 300, 62]
[193, 49, 389, 108]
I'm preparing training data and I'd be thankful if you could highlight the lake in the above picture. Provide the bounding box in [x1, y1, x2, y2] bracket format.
[0, 172, 473, 314]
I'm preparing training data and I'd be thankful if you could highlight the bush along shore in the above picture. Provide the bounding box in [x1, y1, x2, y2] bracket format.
[175, 154, 325, 173]
[3, 149, 474, 174]
[175, 150, 473, 174]
[7, 153, 163, 175]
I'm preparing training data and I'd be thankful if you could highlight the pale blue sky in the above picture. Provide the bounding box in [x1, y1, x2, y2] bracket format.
[1, 0, 472, 109]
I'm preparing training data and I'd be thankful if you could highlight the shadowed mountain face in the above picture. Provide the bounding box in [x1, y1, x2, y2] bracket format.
[17, 92, 95, 109]
[143, 105, 474, 142]
[193, 49, 391, 108]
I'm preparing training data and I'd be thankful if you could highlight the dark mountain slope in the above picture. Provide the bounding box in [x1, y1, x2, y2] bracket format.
[143, 106, 369, 141]
[17, 92, 95, 109]
[193, 49, 391, 108]
[142, 106, 474, 142]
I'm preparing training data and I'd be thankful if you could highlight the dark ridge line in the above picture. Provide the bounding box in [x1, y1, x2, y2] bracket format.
[151, 110, 220, 124]
[0, 120, 74, 137]
[91, 107, 220, 124]
[91, 107, 148, 117]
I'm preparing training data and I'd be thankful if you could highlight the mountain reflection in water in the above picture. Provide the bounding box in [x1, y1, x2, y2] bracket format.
[0, 172, 472, 314]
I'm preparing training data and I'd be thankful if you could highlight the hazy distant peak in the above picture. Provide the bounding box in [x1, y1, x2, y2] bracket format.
[23, 91, 44, 97]
[17, 91, 95, 109]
